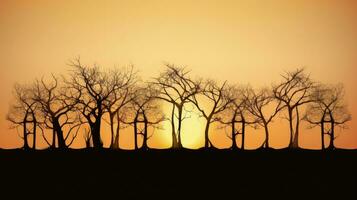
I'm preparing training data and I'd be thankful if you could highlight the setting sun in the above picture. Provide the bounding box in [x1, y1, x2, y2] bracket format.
[180, 108, 205, 149]
[158, 103, 205, 149]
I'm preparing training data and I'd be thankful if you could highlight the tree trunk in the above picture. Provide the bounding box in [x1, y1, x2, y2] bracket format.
[32, 119, 37, 150]
[231, 120, 237, 150]
[204, 118, 211, 149]
[91, 102, 103, 149]
[54, 120, 66, 149]
[91, 118, 103, 149]
[292, 107, 300, 148]
[177, 107, 183, 148]
[328, 121, 335, 150]
[264, 123, 269, 149]
[241, 121, 246, 150]
[57, 130, 66, 149]
[321, 121, 325, 150]
[171, 104, 178, 149]
[142, 118, 148, 150]
[113, 112, 121, 149]
[51, 128, 56, 149]
[109, 113, 115, 148]
[85, 130, 91, 148]
[23, 119, 30, 150]
[134, 121, 138, 150]
[171, 130, 178, 149]
[288, 108, 294, 148]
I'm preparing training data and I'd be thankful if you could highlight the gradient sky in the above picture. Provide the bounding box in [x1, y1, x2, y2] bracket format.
[0, 0, 356, 149]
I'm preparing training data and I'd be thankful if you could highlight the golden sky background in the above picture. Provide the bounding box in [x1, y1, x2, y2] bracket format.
[0, 0, 356, 149]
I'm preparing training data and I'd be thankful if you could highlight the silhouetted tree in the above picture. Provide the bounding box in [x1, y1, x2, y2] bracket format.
[7, 84, 39, 150]
[273, 68, 314, 148]
[245, 87, 284, 148]
[217, 85, 254, 150]
[152, 64, 200, 149]
[123, 86, 165, 150]
[33, 75, 81, 149]
[103, 65, 137, 149]
[303, 84, 351, 150]
[5, 58, 352, 151]
[190, 80, 234, 149]
[66, 58, 127, 149]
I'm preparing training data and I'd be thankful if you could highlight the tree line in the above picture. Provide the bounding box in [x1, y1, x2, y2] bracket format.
[7, 58, 351, 150]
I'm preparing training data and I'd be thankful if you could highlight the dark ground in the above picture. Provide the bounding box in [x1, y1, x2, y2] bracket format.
[0, 148, 356, 199]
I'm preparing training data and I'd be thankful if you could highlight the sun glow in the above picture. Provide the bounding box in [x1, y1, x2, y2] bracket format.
[1, 1, 357, 149]
[159, 103, 205, 149]
[181, 109, 205, 149]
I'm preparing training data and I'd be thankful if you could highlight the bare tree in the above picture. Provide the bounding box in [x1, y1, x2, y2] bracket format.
[245, 87, 284, 149]
[151, 64, 200, 149]
[32, 75, 81, 149]
[217, 86, 257, 150]
[103, 65, 137, 149]
[7, 84, 39, 150]
[66, 58, 128, 149]
[190, 80, 234, 149]
[5, 59, 352, 151]
[273, 68, 314, 148]
[227, 100, 251, 150]
[123, 86, 165, 150]
[303, 84, 351, 150]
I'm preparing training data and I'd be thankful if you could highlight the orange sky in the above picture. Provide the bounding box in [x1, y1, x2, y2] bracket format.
[0, 0, 356, 149]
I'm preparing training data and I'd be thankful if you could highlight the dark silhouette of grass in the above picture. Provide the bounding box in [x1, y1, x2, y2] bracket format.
[0, 148, 356, 199]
